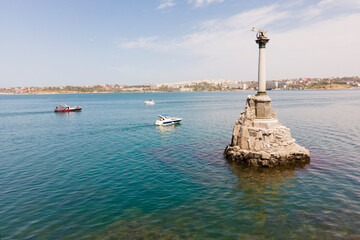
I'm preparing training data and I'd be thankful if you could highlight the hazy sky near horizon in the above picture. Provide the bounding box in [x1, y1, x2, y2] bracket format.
[0, 0, 359, 87]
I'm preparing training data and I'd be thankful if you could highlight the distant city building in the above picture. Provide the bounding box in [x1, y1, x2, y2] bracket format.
[1, 76, 359, 94]
[180, 88, 193, 92]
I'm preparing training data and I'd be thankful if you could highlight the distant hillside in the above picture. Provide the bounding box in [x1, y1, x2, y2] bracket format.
[306, 83, 351, 90]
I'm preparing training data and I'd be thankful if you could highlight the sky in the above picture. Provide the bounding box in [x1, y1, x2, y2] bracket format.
[0, 0, 359, 87]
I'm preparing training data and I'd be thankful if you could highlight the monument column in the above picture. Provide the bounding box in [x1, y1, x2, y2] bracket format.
[252, 28, 271, 119]
[256, 33, 269, 94]
[253, 28, 270, 95]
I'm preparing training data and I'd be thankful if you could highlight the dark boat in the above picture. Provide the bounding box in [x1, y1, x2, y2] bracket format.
[54, 104, 82, 112]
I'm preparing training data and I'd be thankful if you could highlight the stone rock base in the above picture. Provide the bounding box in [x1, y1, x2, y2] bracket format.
[224, 142, 310, 167]
[224, 94, 310, 167]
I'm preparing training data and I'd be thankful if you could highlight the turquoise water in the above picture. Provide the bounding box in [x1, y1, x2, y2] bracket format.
[0, 90, 359, 239]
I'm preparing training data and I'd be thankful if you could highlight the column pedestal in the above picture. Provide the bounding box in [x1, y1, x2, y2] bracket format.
[254, 94, 272, 119]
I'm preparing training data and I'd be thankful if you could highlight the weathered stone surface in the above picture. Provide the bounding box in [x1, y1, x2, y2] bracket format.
[224, 94, 310, 167]
[248, 137, 255, 150]
[256, 131, 262, 139]
[254, 139, 262, 151]
[253, 119, 278, 129]
[260, 151, 270, 160]
[240, 136, 249, 150]
[242, 127, 250, 138]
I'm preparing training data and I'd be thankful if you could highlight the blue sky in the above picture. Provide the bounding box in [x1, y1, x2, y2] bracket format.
[0, 0, 359, 87]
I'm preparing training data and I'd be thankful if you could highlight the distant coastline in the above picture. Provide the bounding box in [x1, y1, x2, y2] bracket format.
[1, 88, 359, 96]
[1, 76, 359, 95]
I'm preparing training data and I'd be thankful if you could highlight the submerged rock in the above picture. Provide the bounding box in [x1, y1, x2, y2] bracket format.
[224, 95, 310, 167]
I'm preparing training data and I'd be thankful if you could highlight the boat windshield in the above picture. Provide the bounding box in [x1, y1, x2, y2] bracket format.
[159, 115, 170, 120]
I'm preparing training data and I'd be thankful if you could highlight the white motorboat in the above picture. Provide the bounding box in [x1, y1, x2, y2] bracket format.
[155, 114, 182, 126]
[144, 100, 155, 105]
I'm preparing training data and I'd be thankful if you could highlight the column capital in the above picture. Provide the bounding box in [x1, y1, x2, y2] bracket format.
[255, 35, 269, 48]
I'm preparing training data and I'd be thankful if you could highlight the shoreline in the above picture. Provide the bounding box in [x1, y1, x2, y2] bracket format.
[1, 87, 359, 95]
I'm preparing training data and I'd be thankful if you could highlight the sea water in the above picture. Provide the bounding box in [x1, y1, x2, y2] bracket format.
[0, 90, 359, 239]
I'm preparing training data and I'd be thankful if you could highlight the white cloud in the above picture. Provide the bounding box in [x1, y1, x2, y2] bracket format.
[301, 6, 323, 20]
[318, 0, 360, 8]
[197, 5, 288, 31]
[120, 5, 288, 53]
[188, 0, 224, 8]
[267, 14, 360, 79]
[118, 3, 360, 82]
[157, 0, 176, 9]
[302, 0, 360, 20]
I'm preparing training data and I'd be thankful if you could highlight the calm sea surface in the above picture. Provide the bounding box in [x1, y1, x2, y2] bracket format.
[0, 90, 359, 239]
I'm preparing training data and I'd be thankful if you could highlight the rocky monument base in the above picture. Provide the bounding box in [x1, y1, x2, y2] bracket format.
[224, 94, 310, 167]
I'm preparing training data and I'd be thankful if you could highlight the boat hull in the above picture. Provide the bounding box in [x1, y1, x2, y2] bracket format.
[55, 108, 82, 112]
[144, 101, 155, 105]
[155, 119, 182, 126]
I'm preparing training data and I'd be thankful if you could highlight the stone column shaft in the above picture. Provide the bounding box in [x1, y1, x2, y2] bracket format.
[258, 47, 266, 93]
[255, 34, 269, 95]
